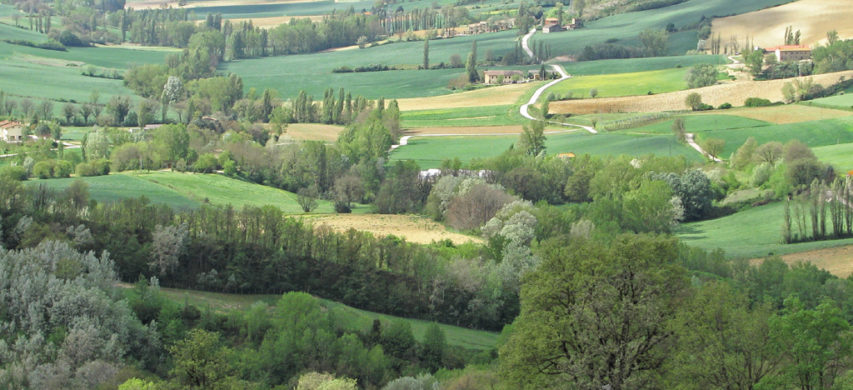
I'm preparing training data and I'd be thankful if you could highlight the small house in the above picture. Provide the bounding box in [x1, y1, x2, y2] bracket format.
[484, 70, 525, 84]
[764, 45, 812, 62]
[0, 120, 24, 143]
[543, 23, 562, 33]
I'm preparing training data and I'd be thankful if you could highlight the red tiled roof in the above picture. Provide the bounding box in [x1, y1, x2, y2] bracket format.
[0, 120, 22, 129]
[765, 45, 811, 52]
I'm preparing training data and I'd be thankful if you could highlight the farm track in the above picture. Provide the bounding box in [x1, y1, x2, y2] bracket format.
[519, 27, 597, 134]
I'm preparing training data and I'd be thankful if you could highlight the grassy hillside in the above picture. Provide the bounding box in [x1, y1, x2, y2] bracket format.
[813, 143, 853, 171]
[677, 202, 853, 259]
[223, 31, 521, 99]
[692, 116, 853, 157]
[149, 286, 500, 350]
[534, 0, 794, 56]
[806, 94, 853, 110]
[132, 171, 338, 213]
[389, 130, 703, 169]
[548, 68, 689, 98]
[558, 54, 726, 75]
[629, 114, 770, 134]
[0, 22, 173, 104]
[30, 171, 343, 213]
[31, 174, 200, 209]
[400, 105, 522, 128]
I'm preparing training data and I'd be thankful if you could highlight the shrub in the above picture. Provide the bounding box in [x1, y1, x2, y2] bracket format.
[744, 97, 772, 107]
[54, 160, 73, 178]
[0, 166, 28, 181]
[751, 162, 773, 187]
[718, 102, 732, 109]
[76, 159, 110, 177]
[33, 160, 54, 179]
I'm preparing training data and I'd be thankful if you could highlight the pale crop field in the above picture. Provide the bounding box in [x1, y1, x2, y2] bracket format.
[548, 70, 853, 115]
[694, 104, 853, 124]
[282, 123, 345, 142]
[304, 214, 484, 245]
[751, 245, 853, 278]
[126, 0, 323, 10]
[711, 0, 853, 48]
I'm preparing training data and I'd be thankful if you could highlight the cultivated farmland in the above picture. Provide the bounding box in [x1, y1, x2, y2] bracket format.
[547, 68, 690, 99]
[304, 214, 484, 245]
[710, 0, 853, 48]
[548, 70, 853, 114]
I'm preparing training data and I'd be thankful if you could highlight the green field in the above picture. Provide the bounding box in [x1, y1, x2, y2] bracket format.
[131, 171, 338, 213]
[31, 174, 200, 209]
[149, 286, 499, 350]
[534, 0, 793, 56]
[548, 68, 689, 98]
[677, 202, 853, 259]
[813, 143, 853, 171]
[224, 31, 523, 99]
[692, 116, 853, 158]
[629, 114, 770, 134]
[401, 105, 523, 128]
[389, 130, 704, 169]
[558, 54, 726, 75]
[806, 93, 853, 110]
[29, 171, 345, 213]
[0, 22, 172, 104]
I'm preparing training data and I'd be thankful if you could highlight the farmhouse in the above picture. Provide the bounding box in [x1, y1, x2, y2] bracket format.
[543, 22, 562, 34]
[0, 120, 24, 143]
[484, 70, 525, 84]
[764, 45, 812, 62]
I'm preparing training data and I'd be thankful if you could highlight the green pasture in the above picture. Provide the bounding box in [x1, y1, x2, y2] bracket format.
[813, 143, 853, 171]
[129, 171, 338, 213]
[185, 0, 474, 20]
[806, 94, 853, 110]
[224, 30, 522, 99]
[149, 286, 499, 350]
[558, 54, 726, 76]
[401, 105, 523, 128]
[628, 114, 769, 135]
[677, 202, 853, 259]
[389, 130, 703, 169]
[30, 174, 200, 209]
[533, 0, 793, 56]
[0, 23, 171, 104]
[28, 171, 346, 213]
[548, 68, 688, 98]
[692, 116, 853, 158]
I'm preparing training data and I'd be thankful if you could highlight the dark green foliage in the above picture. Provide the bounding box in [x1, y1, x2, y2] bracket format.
[686, 63, 717, 88]
[745, 97, 774, 107]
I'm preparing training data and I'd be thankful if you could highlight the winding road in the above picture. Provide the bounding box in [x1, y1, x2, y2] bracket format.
[519, 28, 597, 134]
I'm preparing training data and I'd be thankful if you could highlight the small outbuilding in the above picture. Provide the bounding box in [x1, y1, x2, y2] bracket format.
[764, 45, 812, 62]
[0, 120, 24, 143]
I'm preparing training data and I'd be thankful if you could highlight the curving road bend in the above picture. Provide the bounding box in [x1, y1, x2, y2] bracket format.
[519, 28, 597, 134]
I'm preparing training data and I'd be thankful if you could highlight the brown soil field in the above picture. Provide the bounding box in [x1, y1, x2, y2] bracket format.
[397, 83, 534, 111]
[282, 123, 345, 142]
[711, 0, 853, 48]
[304, 214, 483, 245]
[694, 104, 853, 124]
[548, 70, 853, 115]
[751, 245, 853, 278]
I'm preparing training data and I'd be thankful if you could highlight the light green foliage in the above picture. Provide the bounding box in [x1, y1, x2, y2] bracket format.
[685, 92, 703, 110]
[382, 374, 438, 390]
[638, 29, 668, 56]
[152, 124, 189, 167]
[501, 234, 688, 388]
[169, 329, 232, 388]
[731, 136, 758, 169]
[686, 63, 718, 89]
[516, 120, 546, 156]
[296, 372, 357, 390]
[621, 179, 678, 233]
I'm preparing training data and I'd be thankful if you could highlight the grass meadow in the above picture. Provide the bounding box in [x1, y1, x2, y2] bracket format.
[29, 171, 343, 213]
[532, 0, 793, 56]
[806, 94, 853, 110]
[692, 116, 853, 158]
[677, 202, 853, 259]
[389, 131, 703, 168]
[144, 286, 499, 350]
[813, 143, 853, 171]
[547, 68, 689, 99]
[400, 105, 522, 128]
[557, 54, 726, 76]
[628, 114, 770, 134]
